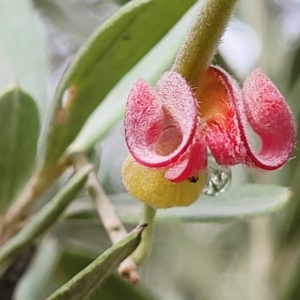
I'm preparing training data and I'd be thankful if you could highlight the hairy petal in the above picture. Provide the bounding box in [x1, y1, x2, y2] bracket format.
[197, 66, 246, 165]
[166, 124, 207, 183]
[125, 72, 198, 168]
[125, 79, 164, 166]
[199, 66, 296, 169]
[241, 69, 296, 169]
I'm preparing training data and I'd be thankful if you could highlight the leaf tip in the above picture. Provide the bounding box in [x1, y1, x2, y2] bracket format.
[135, 223, 148, 235]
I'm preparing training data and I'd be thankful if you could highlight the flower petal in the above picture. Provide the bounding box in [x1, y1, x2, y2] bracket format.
[198, 66, 296, 170]
[165, 125, 207, 183]
[196, 66, 246, 165]
[125, 72, 198, 168]
[241, 69, 296, 169]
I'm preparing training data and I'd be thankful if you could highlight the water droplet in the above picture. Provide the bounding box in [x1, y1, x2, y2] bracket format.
[203, 163, 232, 196]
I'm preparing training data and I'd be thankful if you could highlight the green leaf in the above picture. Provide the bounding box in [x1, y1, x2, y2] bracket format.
[0, 0, 48, 114]
[65, 184, 290, 223]
[41, 0, 196, 169]
[110, 184, 290, 222]
[46, 225, 145, 300]
[0, 87, 39, 212]
[15, 234, 156, 300]
[71, 3, 198, 152]
[56, 251, 157, 300]
[0, 165, 92, 266]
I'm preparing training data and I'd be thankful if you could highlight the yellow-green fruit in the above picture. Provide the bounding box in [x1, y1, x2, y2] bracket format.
[121, 155, 207, 209]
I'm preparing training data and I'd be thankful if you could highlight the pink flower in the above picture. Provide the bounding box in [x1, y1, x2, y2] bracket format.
[124, 66, 296, 184]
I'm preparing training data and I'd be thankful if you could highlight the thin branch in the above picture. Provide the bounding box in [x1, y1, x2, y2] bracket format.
[0, 171, 53, 246]
[70, 152, 140, 283]
[88, 173, 141, 283]
[0, 165, 91, 266]
[0, 156, 69, 246]
[87, 173, 128, 244]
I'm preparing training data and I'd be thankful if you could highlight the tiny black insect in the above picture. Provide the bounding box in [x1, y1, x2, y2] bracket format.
[188, 175, 199, 183]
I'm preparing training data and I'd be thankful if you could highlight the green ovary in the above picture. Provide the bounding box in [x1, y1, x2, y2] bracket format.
[122, 156, 207, 209]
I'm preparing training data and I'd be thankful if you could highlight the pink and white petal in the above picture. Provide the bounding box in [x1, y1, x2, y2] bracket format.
[240, 69, 296, 169]
[165, 126, 207, 183]
[197, 66, 246, 165]
[125, 79, 164, 166]
[156, 71, 198, 134]
[125, 72, 198, 168]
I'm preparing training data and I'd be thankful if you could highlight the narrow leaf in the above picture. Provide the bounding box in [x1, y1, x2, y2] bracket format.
[0, 0, 48, 114]
[46, 225, 145, 300]
[0, 87, 39, 212]
[110, 184, 290, 222]
[16, 237, 156, 300]
[41, 0, 196, 169]
[71, 2, 199, 152]
[0, 165, 92, 266]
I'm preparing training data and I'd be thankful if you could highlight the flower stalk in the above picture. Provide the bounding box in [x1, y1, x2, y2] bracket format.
[172, 0, 239, 84]
[131, 204, 156, 265]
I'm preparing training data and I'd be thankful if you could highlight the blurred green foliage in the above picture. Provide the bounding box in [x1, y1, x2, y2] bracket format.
[0, 0, 299, 300]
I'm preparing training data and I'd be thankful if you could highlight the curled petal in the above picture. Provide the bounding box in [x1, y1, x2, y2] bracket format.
[196, 66, 246, 165]
[199, 66, 296, 170]
[241, 69, 296, 169]
[166, 125, 208, 183]
[125, 72, 198, 168]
